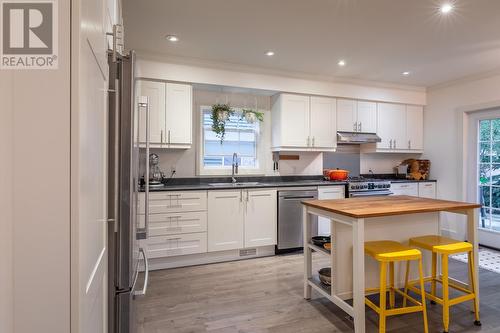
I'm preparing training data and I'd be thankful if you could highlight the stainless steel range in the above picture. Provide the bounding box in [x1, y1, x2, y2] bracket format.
[347, 178, 392, 197]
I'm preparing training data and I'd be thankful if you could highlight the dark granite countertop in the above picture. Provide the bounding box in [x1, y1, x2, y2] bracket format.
[360, 173, 437, 183]
[140, 176, 347, 192]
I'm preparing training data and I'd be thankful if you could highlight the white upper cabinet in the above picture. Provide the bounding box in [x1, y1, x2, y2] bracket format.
[377, 103, 406, 150]
[406, 105, 424, 151]
[357, 101, 377, 133]
[138, 80, 166, 145]
[272, 94, 336, 151]
[337, 99, 357, 132]
[374, 102, 423, 153]
[244, 189, 277, 248]
[310, 96, 336, 148]
[166, 83, 192, 147]
[337, 99, 377, 133]
[138, 80, 192, 149]
[273, 94, 310, 148]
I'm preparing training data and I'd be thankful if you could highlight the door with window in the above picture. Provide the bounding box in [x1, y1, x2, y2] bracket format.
[469, 113, 500, 249]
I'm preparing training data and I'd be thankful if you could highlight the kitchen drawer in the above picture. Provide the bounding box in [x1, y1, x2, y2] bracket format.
[318, 185, 345, 198]
[139, 211, 207, 236]
[390, 182, 418, 196]
[139, 191, 207, 214]
[146, 232, 207, 258]
[418, 182, 436, 199]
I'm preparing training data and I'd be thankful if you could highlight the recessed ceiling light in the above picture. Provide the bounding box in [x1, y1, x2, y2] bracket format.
[402, 71, 411, 76]
[337, 60, 346, 67]
[165, 35, 179, 42]
[440, 3, 453, 14]
[265, 51, 275, 56]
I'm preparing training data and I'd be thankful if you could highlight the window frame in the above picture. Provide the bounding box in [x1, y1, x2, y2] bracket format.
[197, 105, 266, 176]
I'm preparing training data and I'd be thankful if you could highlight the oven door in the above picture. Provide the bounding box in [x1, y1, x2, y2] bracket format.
[349, 191, 393, 198]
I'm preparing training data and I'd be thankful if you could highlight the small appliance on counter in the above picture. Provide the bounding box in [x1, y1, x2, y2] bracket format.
[399, 159, 431, 180]
[395, 163, 410, 179]
[147, 153, 165, 187]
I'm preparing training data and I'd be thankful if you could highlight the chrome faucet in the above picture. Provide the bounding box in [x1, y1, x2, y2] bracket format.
[231, 153, 239, 183]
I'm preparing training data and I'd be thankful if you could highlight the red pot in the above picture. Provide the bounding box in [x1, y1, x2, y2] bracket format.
[328, 169, 349, 181]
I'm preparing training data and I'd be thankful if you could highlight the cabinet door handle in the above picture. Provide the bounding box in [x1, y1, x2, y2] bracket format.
[353, 122, 357, 131]
[389, 139, 393, 149]
[358, 122, 362, 132]
[312, 137, 315, 146]
[168, 130, 171, 144]
[393, 139, 396, 149]
[408, 140, 411, 149]
[307, 136, 310, 146]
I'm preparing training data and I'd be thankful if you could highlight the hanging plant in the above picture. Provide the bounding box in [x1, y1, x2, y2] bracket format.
[241, 109, 264, 124]
[211, 103, 234, 143]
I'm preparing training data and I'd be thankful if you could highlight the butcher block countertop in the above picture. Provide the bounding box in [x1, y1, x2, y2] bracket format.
[302, 195, 481, 218]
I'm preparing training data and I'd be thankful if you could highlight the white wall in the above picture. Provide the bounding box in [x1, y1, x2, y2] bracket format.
[424, 73, 500, 239]
[0, 72, 14, 333]
[0, 1, 71, 332]
[137, 57, 426, 105]
[360, 153, 422, 174]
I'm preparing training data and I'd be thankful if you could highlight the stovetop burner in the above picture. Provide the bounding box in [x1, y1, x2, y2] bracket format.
[347, 176, 387, 182]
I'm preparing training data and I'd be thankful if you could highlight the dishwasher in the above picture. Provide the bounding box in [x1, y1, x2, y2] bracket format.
[277, 187, 318, 253]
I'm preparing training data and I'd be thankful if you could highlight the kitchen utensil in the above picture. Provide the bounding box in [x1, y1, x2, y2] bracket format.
[328, 168, 349, 181]
[318, 268, 332, 286]
[311, 236, 330, 247]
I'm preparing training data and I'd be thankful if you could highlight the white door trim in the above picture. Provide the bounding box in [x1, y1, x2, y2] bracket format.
[464, 106, 500, 247]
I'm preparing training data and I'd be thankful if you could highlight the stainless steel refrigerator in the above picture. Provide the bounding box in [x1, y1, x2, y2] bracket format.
[107, 50, 150, 333]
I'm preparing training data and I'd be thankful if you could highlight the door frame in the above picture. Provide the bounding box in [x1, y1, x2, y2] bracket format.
[463, 103, 500, 249]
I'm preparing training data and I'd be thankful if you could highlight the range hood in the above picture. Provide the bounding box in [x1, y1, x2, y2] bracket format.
[337, 131, 381, 144]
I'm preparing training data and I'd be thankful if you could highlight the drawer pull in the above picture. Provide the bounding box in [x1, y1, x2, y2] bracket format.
[166, 237, 182, 241]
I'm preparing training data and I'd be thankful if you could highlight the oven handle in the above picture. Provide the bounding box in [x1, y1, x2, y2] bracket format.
[350, 191, 393, 197]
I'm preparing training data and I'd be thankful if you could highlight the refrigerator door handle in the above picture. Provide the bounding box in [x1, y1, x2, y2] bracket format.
[138, 96, 150, 239]
[133, 247, 149, 297]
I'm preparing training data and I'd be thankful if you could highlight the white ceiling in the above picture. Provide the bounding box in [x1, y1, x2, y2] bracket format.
[123, 0, 500, 87]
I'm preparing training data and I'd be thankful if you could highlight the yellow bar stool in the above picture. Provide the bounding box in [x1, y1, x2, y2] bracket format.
[365, 240, 429, 333]
[407, 235, 481, 333]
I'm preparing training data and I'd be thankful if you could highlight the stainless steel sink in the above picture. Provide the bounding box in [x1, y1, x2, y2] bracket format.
[208, 182, 263, 187]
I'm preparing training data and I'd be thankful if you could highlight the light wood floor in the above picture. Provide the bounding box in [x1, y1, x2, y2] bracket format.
[137, 253, 500, 333]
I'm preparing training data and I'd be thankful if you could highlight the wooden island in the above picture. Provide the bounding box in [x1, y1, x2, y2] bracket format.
[302, 195, 481, 333]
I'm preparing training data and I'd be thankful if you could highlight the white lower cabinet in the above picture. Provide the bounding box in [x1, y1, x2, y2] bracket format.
[141, 191, 208, 258]
[208, 188, 277, 252]
[147, 233, 207, 258]
[141, 211, 207, 236]
[244, 189, 277, 248]
[391, 182, 436, 198]
[317, 186, 345, 235]
[139, 191, 207, 214]
[207, 190, 245, 252]
[418, 182, 437, 199]
[390, 182, 419, 196]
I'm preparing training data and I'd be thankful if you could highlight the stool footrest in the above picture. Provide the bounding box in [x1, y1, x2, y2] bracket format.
[406, 277, 475, 307]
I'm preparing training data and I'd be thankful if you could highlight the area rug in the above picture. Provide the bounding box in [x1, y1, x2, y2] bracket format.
[451, 247, 500, 274]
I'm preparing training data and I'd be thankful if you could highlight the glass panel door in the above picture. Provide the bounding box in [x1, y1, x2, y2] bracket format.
[478, 119, 500, 232]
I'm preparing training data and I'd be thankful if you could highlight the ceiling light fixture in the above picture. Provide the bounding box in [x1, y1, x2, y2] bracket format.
[440, 3, 453, 14]
[265, 51, 275, 56]
[165, 35, 179, 42]
[402, 71, 411, 76]
[337, 60, 346, 67]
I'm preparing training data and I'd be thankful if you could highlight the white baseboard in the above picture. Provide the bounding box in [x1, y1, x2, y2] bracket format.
[147, 245, 276, 270]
